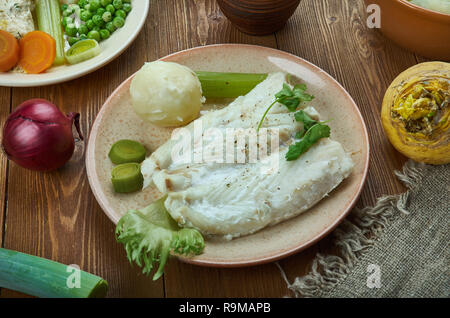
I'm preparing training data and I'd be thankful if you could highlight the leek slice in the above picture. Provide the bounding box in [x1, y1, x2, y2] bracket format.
[65, 39, 101, 65]
[111, 163, 144, 193]
[0, 248, 108, 298]
[108, 140, 146, 164]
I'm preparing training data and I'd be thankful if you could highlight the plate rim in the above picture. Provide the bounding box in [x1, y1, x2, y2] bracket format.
[86, 43, 370, 268]
[0, 0, 149, 88]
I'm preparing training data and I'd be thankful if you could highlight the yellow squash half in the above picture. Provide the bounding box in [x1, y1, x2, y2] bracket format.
[381, 62, 450, 164]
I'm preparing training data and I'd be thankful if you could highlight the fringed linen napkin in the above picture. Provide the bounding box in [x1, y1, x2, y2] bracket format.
[278, 160, 449, 298]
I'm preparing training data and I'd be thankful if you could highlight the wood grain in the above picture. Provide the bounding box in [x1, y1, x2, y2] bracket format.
[0, 87, 10, 248]
[0, 9, 165, 297]
[151, 0, 291, 298]
[0, 0, 425, 298]
[274, 0, 421, 284]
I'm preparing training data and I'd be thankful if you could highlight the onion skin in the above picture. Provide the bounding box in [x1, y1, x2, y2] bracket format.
[1, 99, 83, 171]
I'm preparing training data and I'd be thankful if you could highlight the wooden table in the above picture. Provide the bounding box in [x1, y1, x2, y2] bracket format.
[0, 0, 424, 297]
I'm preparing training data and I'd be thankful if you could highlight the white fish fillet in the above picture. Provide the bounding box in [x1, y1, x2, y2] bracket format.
[141, 73, 354, 239]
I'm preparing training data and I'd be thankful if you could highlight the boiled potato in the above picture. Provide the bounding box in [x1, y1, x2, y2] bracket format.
[130, 61, 204, 127]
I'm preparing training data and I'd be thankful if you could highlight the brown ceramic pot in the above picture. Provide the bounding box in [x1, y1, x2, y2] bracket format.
[365, 0, 450, 61]
[217, 0, 301, 35]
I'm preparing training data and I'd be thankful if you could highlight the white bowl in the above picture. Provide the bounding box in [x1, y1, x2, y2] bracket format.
[0, 0, 149, 87]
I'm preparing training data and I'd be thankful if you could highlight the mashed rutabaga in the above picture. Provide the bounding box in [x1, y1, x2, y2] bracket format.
[408, 0, 450, 14]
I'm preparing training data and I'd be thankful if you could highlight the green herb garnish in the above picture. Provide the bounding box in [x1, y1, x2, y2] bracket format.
[116, 196, 204, 280]
[257, 82, 331, 160]
[286, 123, 331, 161]
[257, 83, 314, 131]
[294, 110, 318, 138]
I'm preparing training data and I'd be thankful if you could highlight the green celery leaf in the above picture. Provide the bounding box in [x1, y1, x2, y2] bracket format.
[295, 129, 305, 139]
[293, 84, 314, 102]
[115, 196, 205, 280]
[257, 82, 314, 131]
[275, 83, 294, 99]
[294, 110, 318, 131]
[275, 83, 315, 112]
[280, 97, 301, 112]
[286, 123, 331, 161]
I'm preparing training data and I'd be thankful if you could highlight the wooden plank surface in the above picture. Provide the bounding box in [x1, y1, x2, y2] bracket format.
[275, 0, 416, 284]
[0, 4, 165, 297]
[156, 0, 291, 298]
[0, 0, 425, 297]
[0, 87, 10, 248]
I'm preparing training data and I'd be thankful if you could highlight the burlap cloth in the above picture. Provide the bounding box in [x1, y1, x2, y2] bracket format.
[277, 160, 449, 298]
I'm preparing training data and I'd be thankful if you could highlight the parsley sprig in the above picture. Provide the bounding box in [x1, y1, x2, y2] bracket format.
[256, 83, 314, 131]
[294, 110, 319, 138]
[286, 110, 332, 161]
[256, 83, 331, 161]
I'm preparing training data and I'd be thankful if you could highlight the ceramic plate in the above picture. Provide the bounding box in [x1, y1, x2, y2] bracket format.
[0, 0, 149, 87]
[86, 44, 370, 267]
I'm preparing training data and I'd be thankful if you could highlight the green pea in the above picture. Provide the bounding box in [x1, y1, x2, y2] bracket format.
[80, 10, 92, 21]
[102, 11, 112, 23]
[100, 0, 112, 6]
[97, 8, 106, 16]
[122, 3, 132, 13]
[62, 16, 73, 28]
[112, 16, 125, 28]
[105, 21, 116, 33]
[92, 14, 103, 26]
[79, 34, 88, 41]
[70, 4, 80, 15]
[62, 8, 74, 17]
[105, 4, 115, 14]
[68, 36, 79, 46]
[115, 9, 126, 19]
[65, 23, 78, 37]
[85, 19, 95, 30]
[113, 0, 123, 10]
[100, 29, 111, 40]
[78, 24, 89, 35]
[87, 30, 101, 42]
[78, 0, 88, 8]
[89, 0, 101, 12]
[92, 26, 101, 32]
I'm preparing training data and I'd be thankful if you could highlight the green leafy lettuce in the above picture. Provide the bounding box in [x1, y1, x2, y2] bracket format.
[115, 196, 205, 280]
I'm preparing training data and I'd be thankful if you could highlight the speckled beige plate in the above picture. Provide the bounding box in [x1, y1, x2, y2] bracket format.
[86, 44, 369, 267]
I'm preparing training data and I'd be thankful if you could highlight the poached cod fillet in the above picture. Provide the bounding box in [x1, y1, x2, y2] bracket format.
[141, 72, 354, 239]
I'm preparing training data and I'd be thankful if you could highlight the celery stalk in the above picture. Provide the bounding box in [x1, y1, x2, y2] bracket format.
[35, 0, 66, 65]
[196, 71, 268, 98]
[0, 248, 108, 298]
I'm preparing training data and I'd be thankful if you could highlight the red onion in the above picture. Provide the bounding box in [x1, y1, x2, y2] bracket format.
[1, 99, 83, 171]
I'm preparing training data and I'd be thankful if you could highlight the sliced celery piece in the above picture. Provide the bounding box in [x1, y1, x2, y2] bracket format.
[195, 71, 268, 98]
[35, 0, 66, 65]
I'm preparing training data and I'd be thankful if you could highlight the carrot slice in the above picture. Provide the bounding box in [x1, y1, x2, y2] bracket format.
[0, 30, 20, 72]
[19, 31, 56, 74]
